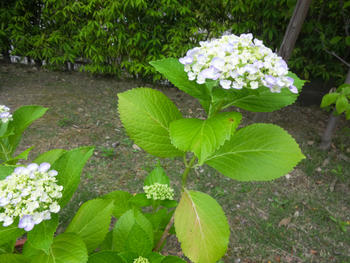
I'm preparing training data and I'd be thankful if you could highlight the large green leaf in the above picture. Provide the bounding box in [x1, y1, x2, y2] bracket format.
[23, 214, 59, 257]
[212, 72, 304, 113]
[87, 251, 126, 263]
[0, 254, 29, 263]
[336, 95, 348, 114]
[321, 93, 339, 108]
[66, 198, 114, 252]
[7, 106, 48, 154]
[174, 190, 229, 263]
[118, 88, 183, 157]
[4, 147, 33, 165]
[34, 149, 66, 165]
[102, 191, 133, 218]
[52, 146, 94, 207]
[30, 233, 88, 263]
[0, 221, 25, 247]
[0, 165, 15, 180]
[149, 58, 210, 101]
[112, 209, 153, 255]
[169, 112, 242, 164]
[205, 123, 305, 181]
[144, 165, 170, 186]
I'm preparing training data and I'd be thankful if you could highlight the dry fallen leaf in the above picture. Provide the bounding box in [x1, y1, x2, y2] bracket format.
[278, 217, 291, 227]
[310, 249, 318, 255]
[132, 144, 141, 151]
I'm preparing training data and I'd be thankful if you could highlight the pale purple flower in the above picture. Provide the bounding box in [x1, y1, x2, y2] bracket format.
[199, 66, 220, 81]
[179, 56, 193, 65]
[48, 170, 58, 177]
[38, 163, 50, 173]
[211, 57, 225, 71]
[244, 64, 258, 74]
[264, 75, 276, 87]
[18, 215, 35, 231]
[220, 80, 232, 89]
[0, 197, 10, 207]
[289, 85, 298, 94]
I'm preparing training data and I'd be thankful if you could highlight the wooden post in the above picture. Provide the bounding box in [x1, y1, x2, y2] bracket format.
[278, 0, 313, 62]
[253, 0, 312, 122]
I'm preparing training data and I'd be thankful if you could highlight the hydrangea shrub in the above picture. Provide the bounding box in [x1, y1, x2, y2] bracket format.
[117, 33, 306, 262]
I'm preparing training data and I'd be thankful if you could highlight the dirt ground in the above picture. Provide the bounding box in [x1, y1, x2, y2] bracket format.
[1, 63, 349, 263]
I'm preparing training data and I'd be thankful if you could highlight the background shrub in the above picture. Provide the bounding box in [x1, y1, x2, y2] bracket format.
[0, 0, 348, 83]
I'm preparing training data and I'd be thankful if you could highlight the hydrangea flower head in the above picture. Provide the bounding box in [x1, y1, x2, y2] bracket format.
[0, 162, 63, 231]
[133, 256, 149, 263]
[180, 33, 298, 94]
[143, 183, 174, 200]
[0, 105, 13, 123]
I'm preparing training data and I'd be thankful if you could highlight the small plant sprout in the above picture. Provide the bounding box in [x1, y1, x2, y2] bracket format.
[143, 183, 175, 200]
[133, 256, 150, 263]
[0, 105, 13, 123]
[0, 162, 63, 231]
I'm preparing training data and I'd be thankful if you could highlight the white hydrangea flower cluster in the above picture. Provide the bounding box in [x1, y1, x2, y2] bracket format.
[133, 256, 149, 263]
[179, 33, 298, 94]
[0, 162, 63, 231]
[143, 183, 174, 200]
[0, 105, 13, 123]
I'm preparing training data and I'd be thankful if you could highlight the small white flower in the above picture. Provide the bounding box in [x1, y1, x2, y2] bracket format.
[0, 163, 63, 231]
[0, 105, 13, 123]
[133, 256, 149, 263]
[143, 183, 174, 201]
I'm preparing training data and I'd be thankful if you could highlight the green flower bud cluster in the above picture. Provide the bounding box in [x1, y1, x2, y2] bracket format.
[143, 183, 174, 200]
[133, 256, 149, 263]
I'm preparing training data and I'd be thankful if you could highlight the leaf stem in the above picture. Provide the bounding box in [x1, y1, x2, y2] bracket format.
[153, 214, 174, 252]
[182, 155, 196, 189]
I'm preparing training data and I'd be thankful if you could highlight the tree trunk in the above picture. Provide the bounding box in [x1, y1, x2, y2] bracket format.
[253, 0, 312, 123]
[278, 0, 313, 62]
[320, 68, 350, 150]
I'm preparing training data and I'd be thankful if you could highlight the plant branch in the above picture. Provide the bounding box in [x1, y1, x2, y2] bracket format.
[153, 214, 174, 252]
[182, 155, 196, 189]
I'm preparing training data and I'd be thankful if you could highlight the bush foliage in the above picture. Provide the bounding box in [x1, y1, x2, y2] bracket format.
[0, 0, 349, 82]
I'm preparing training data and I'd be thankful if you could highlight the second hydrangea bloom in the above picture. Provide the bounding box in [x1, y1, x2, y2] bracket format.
[0, 162, 63, 231]
[179, 33, 298, 94]
[143, 183, 174, 200]
[0, 105, 13, 123]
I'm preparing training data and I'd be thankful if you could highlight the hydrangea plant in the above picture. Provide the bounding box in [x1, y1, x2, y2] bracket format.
[0, 162, 62, 231]
[116, 33, 306, 262]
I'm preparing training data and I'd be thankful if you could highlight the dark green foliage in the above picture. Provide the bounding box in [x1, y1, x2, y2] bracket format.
[1, 0, 348, 83]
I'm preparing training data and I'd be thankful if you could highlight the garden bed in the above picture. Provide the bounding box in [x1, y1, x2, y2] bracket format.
[0, 62, 349, 262]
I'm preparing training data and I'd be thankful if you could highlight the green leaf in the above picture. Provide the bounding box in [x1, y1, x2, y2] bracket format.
[102, 191, 133, 218]
[52, 146, 94, 207]
[144, 165, 170, 186]
[335, 95, 348, 114]
[212, 72, 304, 112]
[31, 233, 88, 263]
[7, 106, 48, 154]
[346, 36, 350, 46]
[118, 88, 183, 157]
[147, 252, 165, 263]
[66, 199, 114, 252]
[34, 149, 66, 165]
[0, 254, 29, 263]
[161, 256, 187, 263]
[87, 251, 126, 263]
[128, 193, 152, 208]
[174, 189, 229, 263]
[23, 214, 59, 257]
[169, 112, 242, 164]
[0, 165, 15, 180]
[321, 93, 339, 108]
[206, 124, 305, 181]
[330, 36, 342, 45]
[4, 147, 34, 165]
[0, 222, 25, 247]
[149, 58, 210, 101]
[113, 209, 153, 255]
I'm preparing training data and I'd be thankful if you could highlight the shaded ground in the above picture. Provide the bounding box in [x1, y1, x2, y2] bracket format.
[1, 63, 349, 263]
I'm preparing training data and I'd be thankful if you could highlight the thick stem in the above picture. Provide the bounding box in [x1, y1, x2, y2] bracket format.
[181, 155, 196, 189]
[320, 112, 339, 150]
[153, 215, 174, 252]
[153, 155, 196, 252]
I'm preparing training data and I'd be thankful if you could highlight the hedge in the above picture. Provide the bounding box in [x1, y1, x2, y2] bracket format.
[0, 0, 349, 83]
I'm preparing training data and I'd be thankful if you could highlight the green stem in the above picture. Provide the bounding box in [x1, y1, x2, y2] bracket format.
[0, 140, 11, 162]
[181, 155, 196, 189]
